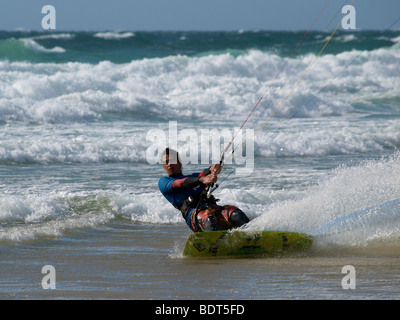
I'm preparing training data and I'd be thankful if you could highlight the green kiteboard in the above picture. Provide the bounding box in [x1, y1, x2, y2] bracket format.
[183, 230, 313, 257]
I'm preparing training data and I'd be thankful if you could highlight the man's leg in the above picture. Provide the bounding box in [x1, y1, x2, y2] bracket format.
[221, 205, 250, 228]
[202, 215, 218, 231]
[230, 208, 250, 228]
[194, 208, 219, 232]
[195, 207, 232, 232]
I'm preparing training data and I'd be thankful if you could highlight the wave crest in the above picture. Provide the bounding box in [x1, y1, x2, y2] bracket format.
[0, 45, 399, 123]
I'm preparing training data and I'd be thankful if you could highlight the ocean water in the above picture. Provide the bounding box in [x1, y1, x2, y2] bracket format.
[1, 28, 400, 300]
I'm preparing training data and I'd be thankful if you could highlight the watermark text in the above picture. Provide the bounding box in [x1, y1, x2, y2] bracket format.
[146, 121, 254, 177]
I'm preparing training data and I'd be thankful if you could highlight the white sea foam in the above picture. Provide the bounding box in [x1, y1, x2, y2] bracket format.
[390, 35, 400, 43]
[0, 115, 398, 165]
[0, 45, 399, 164]
[0, 189, 178, 242]
[243, 154, 400, 249]
[31, 33, 75, 40]
[0, 210, 115, 242]
[254, 118, 400, 158]
[93, 32, 135, 40]
[0, 45, 399, 124]
[334, 34, 358, 43]
[21, 38, 66, 53]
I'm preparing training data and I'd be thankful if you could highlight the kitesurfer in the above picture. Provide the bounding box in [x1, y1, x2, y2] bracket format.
[158, 148, 250, 232]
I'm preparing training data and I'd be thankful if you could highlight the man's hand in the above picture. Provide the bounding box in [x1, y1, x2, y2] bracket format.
[199, 164, 221, 186]
[199, 173, 218, 185]
[210, 164, 222, 175]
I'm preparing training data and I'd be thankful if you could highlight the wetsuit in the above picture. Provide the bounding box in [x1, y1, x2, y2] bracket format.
[158, 168, 249, 232]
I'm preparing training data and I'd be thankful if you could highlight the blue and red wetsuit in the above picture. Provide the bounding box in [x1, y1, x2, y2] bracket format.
[158, 168, 249, 232]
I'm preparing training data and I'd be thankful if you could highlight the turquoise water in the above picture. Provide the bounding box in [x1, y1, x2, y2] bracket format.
[1, 29, 400, 299]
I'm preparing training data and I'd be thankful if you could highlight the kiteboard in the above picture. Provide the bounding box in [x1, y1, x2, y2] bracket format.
[183, 230, 313, 257]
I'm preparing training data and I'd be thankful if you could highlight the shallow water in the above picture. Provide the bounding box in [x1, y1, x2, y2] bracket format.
[2, 222, 399, 300]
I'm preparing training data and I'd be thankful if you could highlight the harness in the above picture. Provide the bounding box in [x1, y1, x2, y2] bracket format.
[178, 190, 219, 221]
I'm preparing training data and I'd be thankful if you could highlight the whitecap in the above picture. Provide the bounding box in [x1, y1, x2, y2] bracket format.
[93, 31, 135, 40]
[31, 33, 75, 40]
[390, 35, 400, 43]
[21, 38, 66, 53]
[0, 46, 399, 127]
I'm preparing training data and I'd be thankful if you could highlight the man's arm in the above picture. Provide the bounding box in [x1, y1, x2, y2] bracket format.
[171, 176, 201, 189]
[171, 167, 217, 190]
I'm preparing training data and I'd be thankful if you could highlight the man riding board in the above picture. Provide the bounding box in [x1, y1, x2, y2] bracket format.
[158, 148, 250, 233]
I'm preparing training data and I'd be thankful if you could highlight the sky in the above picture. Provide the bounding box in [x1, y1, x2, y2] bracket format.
[0, 0, 400, 31]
